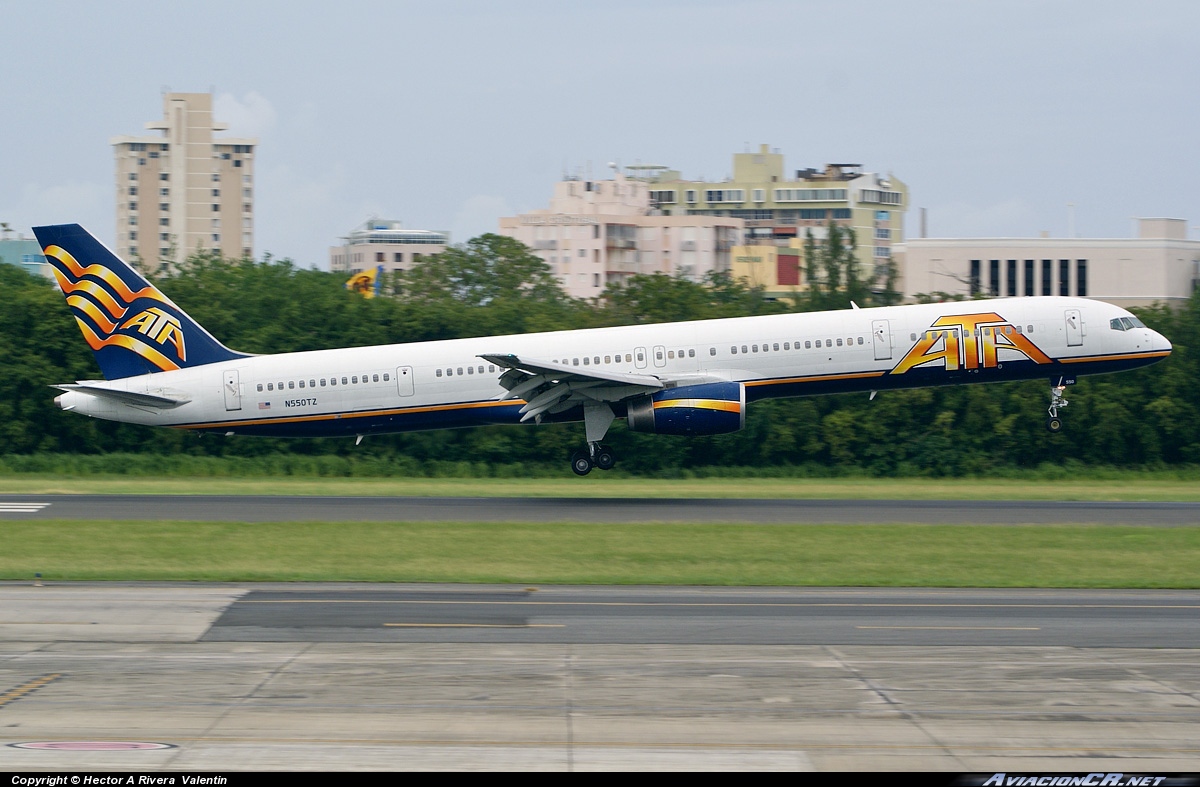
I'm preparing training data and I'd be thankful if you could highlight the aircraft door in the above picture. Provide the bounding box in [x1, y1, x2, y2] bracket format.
[871, 319, 892, 361]
[634, 346, 648, 370]
[1065, 309, 1083, 347]
[222, 370, 242, 411]
[652, 345, 667, 368]
[396, 366, 414, 396]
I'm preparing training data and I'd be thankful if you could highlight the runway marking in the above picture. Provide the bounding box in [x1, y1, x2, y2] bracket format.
[855, 626, 1041, 631]
[241, 600, 1200, 609]
[0, 503, 50, 514]
[383, 623, 565, 629]
[0, 674, 62, 708]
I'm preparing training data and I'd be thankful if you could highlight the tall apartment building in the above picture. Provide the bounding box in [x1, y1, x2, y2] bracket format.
[643, 144, 907, 282]
[329, 219, 450, 275]
[499, 173, 742, 298]
[112, 92, 256, 270]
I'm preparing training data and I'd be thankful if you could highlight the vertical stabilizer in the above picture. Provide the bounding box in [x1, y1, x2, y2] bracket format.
[33, 223, 248, 379]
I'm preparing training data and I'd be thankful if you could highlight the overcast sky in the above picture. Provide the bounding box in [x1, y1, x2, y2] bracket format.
[4, 0, 1198, 268]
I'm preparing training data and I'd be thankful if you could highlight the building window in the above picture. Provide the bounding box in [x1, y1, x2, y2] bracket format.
[212, 189, 220, 198]
[234, 160, 242, 168]
[160, 203, 169, 212]
[1006, 260, 1017, 297]
[875, 210, 890, 221]
[159, 218, 169, 226]
[875, 228, 890, 239]
[1077, 260, 1088, 297]
[799, 209, 827, 220]
[685, 190, 697, 203]
[159, 188, 169, 197]
[128, 173, 137, 181]
[1042, 260, 1052, 296]
[394, 252, 403, 263]
[160, 173, 169, 181]
[376, 252, 384, 262]
[831, 209, 851, 219]
[989, 260, 1000, 296]
[128, 187, 137, 196]
[1059, 259, 1070, 296]
[1024, 260, 1034, 296]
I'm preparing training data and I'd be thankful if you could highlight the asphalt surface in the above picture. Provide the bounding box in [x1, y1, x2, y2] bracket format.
[204, 585, 1200, 647]
[3, 494, 1200, 523]
[2, 583, 1198, 771]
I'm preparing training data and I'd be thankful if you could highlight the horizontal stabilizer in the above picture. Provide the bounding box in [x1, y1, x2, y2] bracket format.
[53, 383, 190, 409]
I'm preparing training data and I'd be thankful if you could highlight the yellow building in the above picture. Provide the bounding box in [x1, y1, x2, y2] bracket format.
[730, 243, 805, 302]
[641, 144, 906, 289]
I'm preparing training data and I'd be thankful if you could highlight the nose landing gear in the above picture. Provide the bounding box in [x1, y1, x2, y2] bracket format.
[1046, 378, 1070, 433]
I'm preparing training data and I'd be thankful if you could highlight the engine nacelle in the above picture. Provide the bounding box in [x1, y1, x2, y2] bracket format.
[626, 381, 746, 436]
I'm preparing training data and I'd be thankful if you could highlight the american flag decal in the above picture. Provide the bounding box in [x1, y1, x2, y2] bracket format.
[258, 402, 271, 410]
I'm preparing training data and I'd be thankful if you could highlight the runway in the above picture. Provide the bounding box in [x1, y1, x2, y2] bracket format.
[0, 583, 1198, 771]
[3, 494, 1200, 524]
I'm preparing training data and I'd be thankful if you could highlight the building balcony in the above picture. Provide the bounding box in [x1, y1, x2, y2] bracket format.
[533, 240, 558, 250]
[680, 240, 697, 251]
[605, 239, 636, 250]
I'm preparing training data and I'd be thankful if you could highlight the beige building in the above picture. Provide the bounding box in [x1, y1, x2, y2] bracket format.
[641, 144, 907, 286]
[112, 93, 256, 270]
[329, 219, 449, 275]
[898, 218, 1200, 308]
[499, 173, 742, 298]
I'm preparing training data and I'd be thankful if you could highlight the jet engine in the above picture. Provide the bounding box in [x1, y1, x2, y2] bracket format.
[626, 381, 745, 436]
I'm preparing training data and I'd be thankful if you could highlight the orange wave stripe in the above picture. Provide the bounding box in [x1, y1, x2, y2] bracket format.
[44, 245, 166, 306]
[1059, 351, 1171, 364]
[75, 318, 180, 372]
[65, 294, 118, 334]
[52, 268, 129, 320]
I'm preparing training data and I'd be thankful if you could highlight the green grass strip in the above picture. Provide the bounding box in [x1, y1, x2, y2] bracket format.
[3, 520, 1198, 587]
[5, 475, 1200, 500]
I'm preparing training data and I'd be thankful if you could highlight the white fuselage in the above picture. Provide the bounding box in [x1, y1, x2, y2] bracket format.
[55, 297, 1171, 437]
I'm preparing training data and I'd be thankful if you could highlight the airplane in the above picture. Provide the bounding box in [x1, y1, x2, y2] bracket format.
[36, 223, 1172, 476]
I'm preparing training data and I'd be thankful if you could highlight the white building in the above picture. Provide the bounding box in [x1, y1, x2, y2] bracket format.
[329, 219, 449, 275]
[898, 218, 1200, 308]
[499, 173, 742, 298]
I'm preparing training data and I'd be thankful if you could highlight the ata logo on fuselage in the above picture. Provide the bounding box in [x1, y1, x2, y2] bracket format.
[120, 307, 186, 362]
[891, 312, 1051, 375]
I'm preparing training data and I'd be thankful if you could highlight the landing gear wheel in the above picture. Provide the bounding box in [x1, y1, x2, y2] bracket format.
[570, 449, 593, 476]
[1046, 416, 1064, 434]
[594, 445, 616, 471]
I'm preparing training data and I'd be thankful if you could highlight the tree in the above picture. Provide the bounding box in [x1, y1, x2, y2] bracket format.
[800, 222, 899, 311]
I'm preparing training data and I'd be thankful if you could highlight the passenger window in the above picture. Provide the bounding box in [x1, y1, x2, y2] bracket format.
[329, 378, 336, 386]
[594, 356, 600, 365]
[384, 373, 391, 381]
[636, 352, 644, 362]
[288, 381, 295, 389]
[257, 384, 263, 392]
[689, 349, 695, 358]
[342, 377, 348, 385]
[468, 366, 474, 374]
[857, 337, 863, 345]
[456, 368, 462, 376]
[625, 354, 632, 362]
[267, 383, 273, 391]
[773, 343, 779, 351]
[604, 356, 611, 364]
[655, 350, 663, 360]
[826, 339, 833, 348]
[668, 351, 675, 359]
[709, 347, 716, 356]
[320, 379, 326, 387]
[278, 381, 283, 390]
[910, 333, 917, 341]
[1015, 326, 1023, 334]
[837, 339, 843, 347]
[436, 369, 443, 377]
[752, 345, 758, 353]
[783, 342, 790, 351]
[310, 379, 316, 387]
[583, 357, 590, 365]
[298, 380, 305, 388]
[805, 341, 811, 349]
[489, 365, 496, 372]
[573, 358, 579, 366]
[352, 376, 358, 383]
[1027, 325, 1034, 333]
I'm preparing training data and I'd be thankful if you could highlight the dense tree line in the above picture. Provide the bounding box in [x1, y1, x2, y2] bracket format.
[2, 232, 1196, 475]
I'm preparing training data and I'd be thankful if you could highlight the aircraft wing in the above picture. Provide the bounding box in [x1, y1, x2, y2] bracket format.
[479, 353, 665, 423]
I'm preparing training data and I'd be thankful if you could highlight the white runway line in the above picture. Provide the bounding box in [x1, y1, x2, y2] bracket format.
[0, 503, 51, 513]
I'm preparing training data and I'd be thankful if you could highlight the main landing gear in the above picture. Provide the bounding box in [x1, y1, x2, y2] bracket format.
[1046, 378, 1070, 433]
[570, 404, 618, 476]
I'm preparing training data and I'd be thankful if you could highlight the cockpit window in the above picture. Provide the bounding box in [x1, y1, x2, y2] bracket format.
[1128, 316, 1146, 329]
[1110, 318, 1126, 331]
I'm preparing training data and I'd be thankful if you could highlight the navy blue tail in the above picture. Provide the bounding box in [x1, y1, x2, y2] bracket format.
[33, 224, 248, 379]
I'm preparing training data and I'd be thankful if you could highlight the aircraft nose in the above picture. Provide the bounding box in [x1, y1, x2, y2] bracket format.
[1157, 331, 1173, 354]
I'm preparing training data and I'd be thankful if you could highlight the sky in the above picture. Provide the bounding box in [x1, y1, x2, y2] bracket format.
[3, 0, 1198, 268]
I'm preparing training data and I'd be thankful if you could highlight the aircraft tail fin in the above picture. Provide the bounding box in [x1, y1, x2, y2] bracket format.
[33, 224, 248, 380]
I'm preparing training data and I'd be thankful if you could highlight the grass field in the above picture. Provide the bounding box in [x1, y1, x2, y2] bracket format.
[2, 520, 1197, 587]
[3, 474, 1200, 500]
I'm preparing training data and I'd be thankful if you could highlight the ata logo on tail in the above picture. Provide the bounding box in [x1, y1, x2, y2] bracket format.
[891, 312, 1052, 375]
[43, 243, 187, 372]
